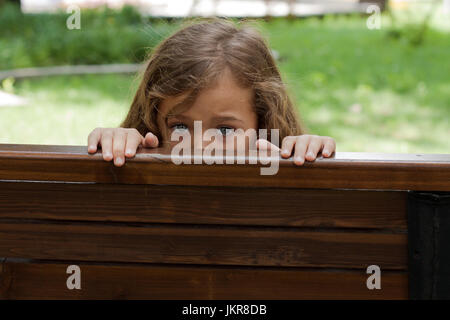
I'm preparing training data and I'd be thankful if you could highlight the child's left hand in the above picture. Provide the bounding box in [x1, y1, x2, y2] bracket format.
[256, 134, 336, 166]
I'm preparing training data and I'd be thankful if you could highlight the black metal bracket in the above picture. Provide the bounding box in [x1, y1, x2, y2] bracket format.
[408, 191, 450, 299]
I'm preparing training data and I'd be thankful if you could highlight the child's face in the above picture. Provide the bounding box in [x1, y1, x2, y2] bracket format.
[157, 68, 258, 149]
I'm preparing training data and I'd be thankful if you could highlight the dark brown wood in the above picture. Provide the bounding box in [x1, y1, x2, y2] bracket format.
[0, 144, 449, 191]
[0, 181, 407, 229]
[0, 260, 408, 300]
[0, 221, 407, 269]
[1, 143, 443, 299]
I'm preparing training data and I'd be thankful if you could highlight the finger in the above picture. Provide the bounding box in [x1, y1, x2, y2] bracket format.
[322, 138, 336, 157]
[305, 136, 323, 161]
[112, 129, 127, 167]
[142, 132, 159, 148]
[87, 128, 101, 153]
[256, 138, 280, 158]
[280, 136, 296, 158]
[293, 135, 310, 166]
[124, 129, 144, 158]
[256, 139, 280, 151]
[100, 129, 113, 161]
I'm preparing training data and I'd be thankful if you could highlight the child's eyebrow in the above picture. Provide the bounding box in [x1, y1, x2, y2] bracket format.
[165, 114, 189, 124]
[165, 115, 244, 124]
[211, 116, 244, 124]
[166, 114, 188, 120]
[164, 91, 198, 124]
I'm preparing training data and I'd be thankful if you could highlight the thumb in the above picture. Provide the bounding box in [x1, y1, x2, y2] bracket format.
[141, 132, 159, 148]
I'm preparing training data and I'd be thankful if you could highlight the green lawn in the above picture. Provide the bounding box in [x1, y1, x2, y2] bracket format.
[261, 16, 450, 153]
[1, 14, 449, 153]
[0, 74, 136, 145]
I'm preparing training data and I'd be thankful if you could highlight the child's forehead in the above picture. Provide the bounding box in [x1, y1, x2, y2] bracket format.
[159, 70, 253, 119]
[160, 90, 254, 123]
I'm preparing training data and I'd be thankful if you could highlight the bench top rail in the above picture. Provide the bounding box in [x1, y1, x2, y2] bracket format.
[0, 143, 449, 191]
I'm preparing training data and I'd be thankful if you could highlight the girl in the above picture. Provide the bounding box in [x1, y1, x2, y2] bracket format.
[87, 19, 336, 166]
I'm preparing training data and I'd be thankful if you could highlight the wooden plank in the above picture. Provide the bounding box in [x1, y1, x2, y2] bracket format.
[0, 181, 407, 229]
[0, 260, 408, 300]
[1, 144, 449, 191]
[1, 143, 450, 163]
[0, 221, 407, 269]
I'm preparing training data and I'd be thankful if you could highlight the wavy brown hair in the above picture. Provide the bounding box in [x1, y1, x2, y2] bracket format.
[120, 18, 306, 143]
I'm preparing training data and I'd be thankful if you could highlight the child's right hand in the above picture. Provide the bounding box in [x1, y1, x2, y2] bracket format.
[87, 128, 159, 167]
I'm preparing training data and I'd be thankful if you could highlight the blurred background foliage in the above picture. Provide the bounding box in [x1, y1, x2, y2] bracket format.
[0, 3, 176, 68]
[0, 2, 449, 153]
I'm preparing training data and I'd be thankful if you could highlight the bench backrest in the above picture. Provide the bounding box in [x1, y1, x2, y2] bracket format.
[0, 143, 449, 299]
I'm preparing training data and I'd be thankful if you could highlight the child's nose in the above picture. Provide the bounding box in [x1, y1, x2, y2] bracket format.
[192, 131, 204, 150]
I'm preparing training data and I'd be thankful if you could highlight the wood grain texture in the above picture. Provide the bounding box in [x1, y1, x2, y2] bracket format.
[0, 143, 429, 299]
[0, 221, 407, 269]
[1, 144, 449, 191]
[0, 181, 407, 229]
[0, 260, 408, 300]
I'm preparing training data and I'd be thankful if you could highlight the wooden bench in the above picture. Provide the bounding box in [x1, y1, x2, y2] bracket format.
[0, 143, 449, 299]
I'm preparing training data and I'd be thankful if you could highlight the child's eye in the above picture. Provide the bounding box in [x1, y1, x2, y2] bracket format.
[171, 123, 188, 131]
[218, 126, 234, 136]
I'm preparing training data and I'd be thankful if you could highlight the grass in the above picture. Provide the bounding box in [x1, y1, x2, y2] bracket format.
[0, 74, 137, 145]
[0, 12, 449, 153]
[262, 15, 450, 153]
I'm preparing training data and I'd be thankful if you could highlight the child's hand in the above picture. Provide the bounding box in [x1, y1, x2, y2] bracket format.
[87, 128, 159, 167]
[256, 134, 336, 166]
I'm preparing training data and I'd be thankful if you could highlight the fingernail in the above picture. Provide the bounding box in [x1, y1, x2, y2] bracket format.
[323, 150, 330, 156]
[294, 156, 304, 163]
[307, 152, 314, 158]
[105, 152, 112, 159]
[115, 157, 123, 165]
[282, 149, 289, 155]
[125, 149, 132, 156]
